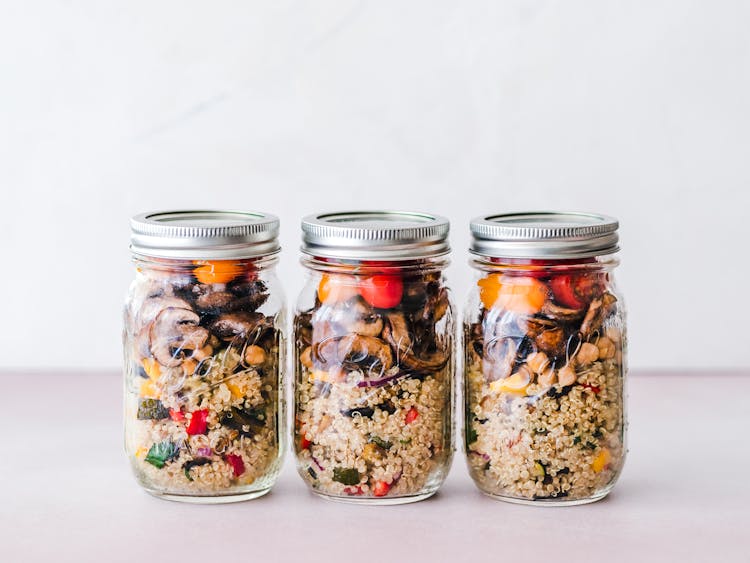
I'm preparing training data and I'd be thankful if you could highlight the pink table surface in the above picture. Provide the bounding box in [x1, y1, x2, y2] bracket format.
[1, 371, 748, 563]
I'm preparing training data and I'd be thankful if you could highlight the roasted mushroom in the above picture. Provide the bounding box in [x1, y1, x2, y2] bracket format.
[149, 307, 210, 367]
[580, 292, 617, 337]
[382, 312, 449, 371]
[209, 312, 270, 342]
[312, 334, 393, 373]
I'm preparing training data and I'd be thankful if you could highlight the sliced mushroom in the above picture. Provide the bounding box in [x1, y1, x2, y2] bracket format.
[312, 334, 393, 372]
[195, 290, 235, 312]
[226, 279, 270, 312]
[316, 297, 383, 337]
[136, 296, 192, 329]
[382, 312, 449, 371]
[149, 307, 210, 367]
[209, 312, 270, 341]
[541, 301, 585, 323]
[580, 292, 617, 337]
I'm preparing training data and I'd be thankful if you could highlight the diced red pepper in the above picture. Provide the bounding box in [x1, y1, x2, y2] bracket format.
[186, 409, 209, 435]
[582, 383, 601, 394]
[169, 408, 185, 422]
[405, 407, 419, 425]
[225, 454, 245, 477]
[372, 481, 391, 497]
[300, 435, 312, 450]
[343, 486, 364, 496]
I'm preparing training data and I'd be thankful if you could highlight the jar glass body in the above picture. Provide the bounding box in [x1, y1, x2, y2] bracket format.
[293, 258, 454, 503]
[123, 256, 285, 502]
[464, 256, 626, 504]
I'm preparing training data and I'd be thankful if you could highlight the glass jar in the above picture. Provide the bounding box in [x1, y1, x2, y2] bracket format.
[464, 212, 627, 505]
[123, 210, 285, 502]
[293, 211, 455, 504]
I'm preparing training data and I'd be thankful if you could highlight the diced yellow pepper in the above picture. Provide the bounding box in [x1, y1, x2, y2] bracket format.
[226, 381, 243, 399]
[592, 448, 611, 473]
[140, 378, 159, 399]
[309, 370, 334, 383]
[142, 358, 161, 380]
[489, 372, 529, 395]
[134, 447, 148, 459]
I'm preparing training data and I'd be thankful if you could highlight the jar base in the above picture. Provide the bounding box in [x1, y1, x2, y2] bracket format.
[480, 488, 610, 506]
[313, 489, 437, 505]
[145, 486, 272, 504]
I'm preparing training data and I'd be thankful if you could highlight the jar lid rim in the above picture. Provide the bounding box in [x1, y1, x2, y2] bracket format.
[130, 209, 280, 259]
[301, 210, 450, 260]
[470, 211, 619, 259]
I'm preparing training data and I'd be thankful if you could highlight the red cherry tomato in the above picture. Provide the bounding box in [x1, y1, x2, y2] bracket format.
[358, 275, 403, 309]
[550, 273, 602, 309]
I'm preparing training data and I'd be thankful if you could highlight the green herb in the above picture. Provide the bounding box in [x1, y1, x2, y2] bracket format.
[483, 461, 490, 471]
[332, 467, 360, 486]
[399, 438, 412, 445]
[573, 436, 582, 445]
[584, 441, 597, 450]
[467, 426, 478, 445]
[369, 436, 393, 450]
[145, 441, 179, 468]
[137, 398, 169, 420]
[592, 427, 603, 439]
[182, 458, 210, 481]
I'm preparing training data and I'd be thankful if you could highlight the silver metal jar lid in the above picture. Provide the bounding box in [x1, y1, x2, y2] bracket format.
[130, 210, 280, 260]
[301, 211, 450, 260]
[470, 211, 619, 259]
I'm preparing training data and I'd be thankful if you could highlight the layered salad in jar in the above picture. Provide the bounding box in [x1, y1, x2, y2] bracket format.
[123, 259, 283, 499]
[465, 260, 625, 502]
[294, 266, 454, 501]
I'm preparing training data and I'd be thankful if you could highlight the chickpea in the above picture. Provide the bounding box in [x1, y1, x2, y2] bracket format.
[576, 342, 600, 366]
[526, 352, 550, 374]
[537, 367, 557, 387]
[244, 345, 267, 366]
[300, 346, 313, 369]
[558, 365, 577, 386]
[597, 337, 616, 360]
[193, 345, 213, 361]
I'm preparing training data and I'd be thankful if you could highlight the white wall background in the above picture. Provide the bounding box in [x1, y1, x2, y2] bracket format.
[1, 1, 748, 371]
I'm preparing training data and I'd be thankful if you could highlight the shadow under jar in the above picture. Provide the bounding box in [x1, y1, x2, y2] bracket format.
[294, 211, 455, 504]
[464, 212, 627, 505]
[123, 210, 285, 503]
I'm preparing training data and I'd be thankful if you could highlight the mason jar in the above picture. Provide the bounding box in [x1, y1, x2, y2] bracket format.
[464, 212, 627, 505]
[123, 210, 285, 502]
[293, 211, 455, 504]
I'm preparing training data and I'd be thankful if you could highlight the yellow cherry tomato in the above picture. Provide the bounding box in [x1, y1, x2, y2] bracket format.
[317, 274, 358, 304]
[478, 274, 548, 314]
[193, 260, 244, 284]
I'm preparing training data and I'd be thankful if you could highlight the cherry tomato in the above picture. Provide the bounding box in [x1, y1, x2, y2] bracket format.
[479, 275, 547, 314]
[549, 273, 602, 309]
[372, 481, 391, 497]
[193, 260, 243, 284]
[358, 275, 403, 309]
[317, 274, 359, 304]
[299, 435, 312, 450]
